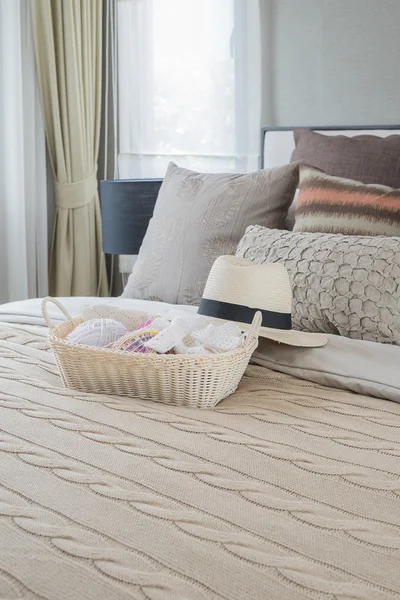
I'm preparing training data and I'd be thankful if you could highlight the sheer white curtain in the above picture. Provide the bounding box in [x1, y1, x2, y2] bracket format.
[0, 0, 47, 304]
[117, 0, 261, 178]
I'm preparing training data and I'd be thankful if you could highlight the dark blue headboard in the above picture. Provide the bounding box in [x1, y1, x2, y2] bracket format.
[100, 179, 162, 255]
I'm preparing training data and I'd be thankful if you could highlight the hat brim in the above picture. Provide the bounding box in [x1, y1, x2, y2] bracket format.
[245, 323, 328, 347]
[204, 314, 328, 348]
[256, 325, 328, 347]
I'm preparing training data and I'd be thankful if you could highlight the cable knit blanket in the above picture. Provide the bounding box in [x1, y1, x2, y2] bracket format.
[0, 323, 399, 600]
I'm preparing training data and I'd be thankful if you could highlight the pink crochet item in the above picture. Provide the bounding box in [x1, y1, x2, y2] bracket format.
[136, 318, 154, 331]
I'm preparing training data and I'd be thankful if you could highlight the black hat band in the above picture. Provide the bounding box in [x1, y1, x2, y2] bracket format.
[198, 298, 292, 330]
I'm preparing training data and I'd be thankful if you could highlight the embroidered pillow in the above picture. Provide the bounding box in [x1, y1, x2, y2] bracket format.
[294, 166, 400, 236]
[236, 226, 400, 345]
[122, 162, 299, 305]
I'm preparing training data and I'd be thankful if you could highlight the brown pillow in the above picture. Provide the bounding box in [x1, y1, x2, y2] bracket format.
[291, 129, 400, 189]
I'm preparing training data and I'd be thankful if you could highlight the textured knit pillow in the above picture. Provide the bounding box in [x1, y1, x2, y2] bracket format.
[236, 226, 400, 344]
[122, 161, 299, 305]
[294, 166, 400, 236]
[291, 129, 400, 188]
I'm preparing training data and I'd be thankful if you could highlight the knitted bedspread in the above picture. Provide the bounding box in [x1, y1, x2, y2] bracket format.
[0, 323, 399, 600]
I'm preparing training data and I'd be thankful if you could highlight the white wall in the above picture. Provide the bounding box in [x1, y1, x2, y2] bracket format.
[262, 0, 400, 126]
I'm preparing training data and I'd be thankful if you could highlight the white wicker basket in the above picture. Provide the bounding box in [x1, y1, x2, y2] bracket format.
[42, 297, 261, 408]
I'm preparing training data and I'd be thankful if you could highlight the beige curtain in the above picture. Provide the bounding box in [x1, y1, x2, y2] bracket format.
[99, 0, 119, 182]
[30, 0, 108, 296]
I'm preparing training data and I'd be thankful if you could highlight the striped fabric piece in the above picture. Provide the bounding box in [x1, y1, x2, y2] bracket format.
[294, 165, 400, 236]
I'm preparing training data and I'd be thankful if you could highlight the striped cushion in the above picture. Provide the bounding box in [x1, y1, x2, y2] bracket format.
[294, 165, 400, 236]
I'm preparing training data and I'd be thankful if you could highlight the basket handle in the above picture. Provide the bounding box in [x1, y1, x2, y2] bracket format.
[244, 311, 262, 350]
[42, 297, 74, 329]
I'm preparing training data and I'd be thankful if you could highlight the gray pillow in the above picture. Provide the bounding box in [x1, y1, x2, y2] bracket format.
[236, 226, 400, 344]
[253, 335, 400, 403]
[122, 161, 299, 305]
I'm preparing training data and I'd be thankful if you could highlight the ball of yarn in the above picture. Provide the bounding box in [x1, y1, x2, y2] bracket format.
[112, 329, 160, 354]
[67, 319, 128, 348]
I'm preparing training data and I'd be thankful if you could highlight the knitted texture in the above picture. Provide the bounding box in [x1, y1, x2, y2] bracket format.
[0, 323, 399, 599]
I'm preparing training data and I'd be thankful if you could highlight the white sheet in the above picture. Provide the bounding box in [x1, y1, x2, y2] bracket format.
[1, 296, 399, 402]
[0, 296, 197, 326]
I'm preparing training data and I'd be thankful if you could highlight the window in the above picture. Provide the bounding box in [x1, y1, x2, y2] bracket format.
[117, 0, 261, 178]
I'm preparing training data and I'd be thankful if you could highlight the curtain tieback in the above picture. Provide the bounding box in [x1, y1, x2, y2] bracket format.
[55, 173, 98, 209]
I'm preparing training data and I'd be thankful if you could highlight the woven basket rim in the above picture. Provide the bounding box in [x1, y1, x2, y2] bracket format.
[48, 318, 250, 364]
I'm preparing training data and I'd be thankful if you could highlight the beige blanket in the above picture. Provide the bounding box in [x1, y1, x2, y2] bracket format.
[0, 324, 399, 600]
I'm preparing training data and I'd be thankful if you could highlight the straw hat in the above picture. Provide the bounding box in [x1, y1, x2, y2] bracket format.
[198, 256, 328, 347]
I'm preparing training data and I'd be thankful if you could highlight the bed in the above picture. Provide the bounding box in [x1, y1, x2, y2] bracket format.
[0, 127, 400, 600]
